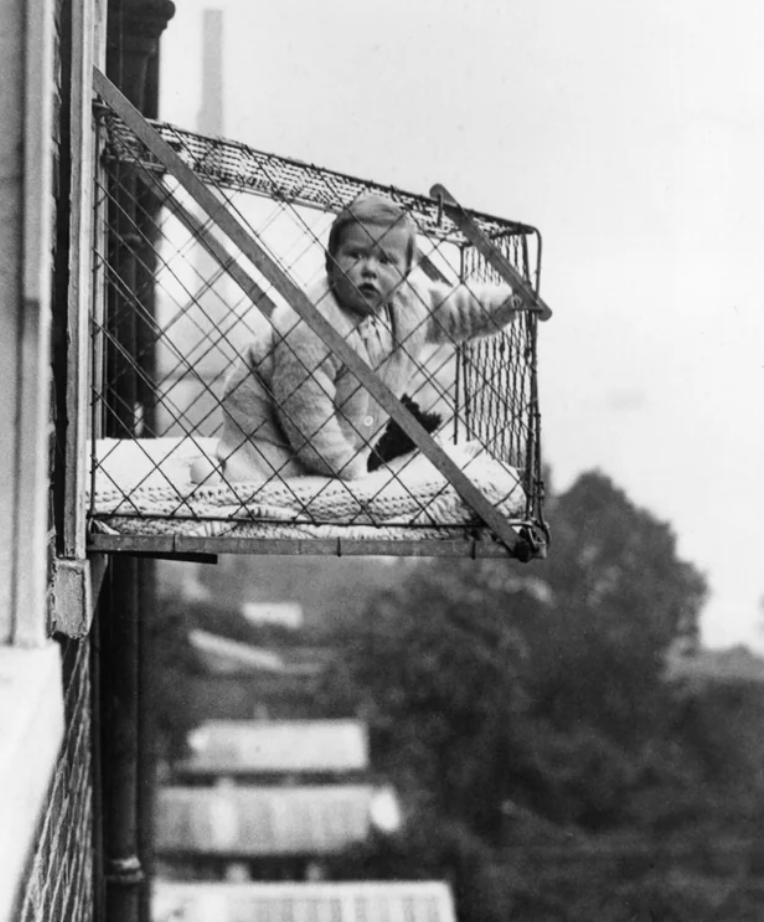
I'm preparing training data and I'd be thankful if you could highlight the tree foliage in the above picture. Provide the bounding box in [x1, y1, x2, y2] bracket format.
[318, 561, 528, 838]
[538, 471, 707, 713]
[314, 471, 764, 920]
[321, 471, 709, 834]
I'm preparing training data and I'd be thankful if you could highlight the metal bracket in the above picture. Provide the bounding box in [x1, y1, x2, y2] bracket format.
[52, 554, 109, 638]
[430, 184, 553, 321]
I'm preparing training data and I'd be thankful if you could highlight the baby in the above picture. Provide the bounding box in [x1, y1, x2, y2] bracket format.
[195, 193, 520, 484]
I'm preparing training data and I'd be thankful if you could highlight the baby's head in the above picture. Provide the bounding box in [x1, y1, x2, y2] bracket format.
[326, 194, 418, 316]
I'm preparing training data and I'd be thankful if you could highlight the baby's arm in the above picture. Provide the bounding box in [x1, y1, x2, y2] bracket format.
[418, 278, 522, 345]
[272, 324, 369, 479]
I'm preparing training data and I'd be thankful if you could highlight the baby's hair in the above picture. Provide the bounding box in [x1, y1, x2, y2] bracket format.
[326, 193, 418, 274]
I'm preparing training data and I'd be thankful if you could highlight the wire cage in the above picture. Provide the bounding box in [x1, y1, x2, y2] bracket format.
[87, 77, 550, 560]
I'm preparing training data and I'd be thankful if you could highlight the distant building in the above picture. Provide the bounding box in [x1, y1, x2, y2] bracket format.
[666, 644, 764, 687]
[240, 601, 304, 630]
[155, 784, 400, 880]
[177, 636, 339, 722]
[175, 719, 369, 785]
[176, 672, 330, 723]
[153, 881, 457, 922]
[188, 629, 323, 677]
[666, 644, 764, 787]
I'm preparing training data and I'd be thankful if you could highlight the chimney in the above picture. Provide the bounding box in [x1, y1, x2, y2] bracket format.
[198, 9, 224, 135]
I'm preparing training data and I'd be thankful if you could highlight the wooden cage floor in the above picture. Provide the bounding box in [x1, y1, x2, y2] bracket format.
[88, 437, 539, 559]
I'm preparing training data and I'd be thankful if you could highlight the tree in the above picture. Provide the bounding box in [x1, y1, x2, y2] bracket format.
[499, 472, 709, 828]
[318, 560, 531, 841]
[319, 470, 710, 835]
[527, 471, 707, 742]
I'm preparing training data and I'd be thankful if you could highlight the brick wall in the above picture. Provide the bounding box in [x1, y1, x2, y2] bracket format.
[16, 638, 96, 922]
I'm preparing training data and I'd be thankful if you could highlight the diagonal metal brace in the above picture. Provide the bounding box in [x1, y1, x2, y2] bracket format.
[137, 172, 280, 318]
[93, 67, 531, 558]
[430, 184, 553, 321]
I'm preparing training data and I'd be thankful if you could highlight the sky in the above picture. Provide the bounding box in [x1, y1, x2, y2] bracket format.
[159, 0, 764, 652]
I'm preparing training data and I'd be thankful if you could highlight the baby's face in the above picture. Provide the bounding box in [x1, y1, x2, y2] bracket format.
[331, 221, 410, 316]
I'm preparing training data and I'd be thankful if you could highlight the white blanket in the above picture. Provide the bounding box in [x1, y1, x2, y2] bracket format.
[90, 437, 526, 540]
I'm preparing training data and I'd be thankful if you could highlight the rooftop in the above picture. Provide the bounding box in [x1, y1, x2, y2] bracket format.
[155, 784, 397, 856]
[666, 644, 764, 687]
[179, 719, 369, 776]
[153, 881, 456, 922]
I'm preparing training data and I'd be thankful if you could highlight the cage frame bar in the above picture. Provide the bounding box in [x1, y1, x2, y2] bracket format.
[99, 112, 537, 247]
[87, 532, 517, 558]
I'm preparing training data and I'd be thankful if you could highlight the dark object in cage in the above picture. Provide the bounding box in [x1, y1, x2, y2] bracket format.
[368, 395, 443, 473]
[87, 70, 551, 560]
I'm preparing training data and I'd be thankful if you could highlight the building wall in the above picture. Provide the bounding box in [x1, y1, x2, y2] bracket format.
[0, 0, 28, 641]
[3, 0, 180, 917]
[15, 638, 96, 922]
[0, 0, 99, 918]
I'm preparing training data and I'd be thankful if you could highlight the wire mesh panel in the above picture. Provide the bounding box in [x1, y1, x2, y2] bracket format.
[88, 86, 549, 559]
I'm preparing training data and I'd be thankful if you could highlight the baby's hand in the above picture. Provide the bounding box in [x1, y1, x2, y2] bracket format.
[491, 292, 525, 331]
[504, 293, 524, 312]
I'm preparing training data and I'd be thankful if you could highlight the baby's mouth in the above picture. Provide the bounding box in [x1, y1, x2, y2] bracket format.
[358, 283, 378, 297]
